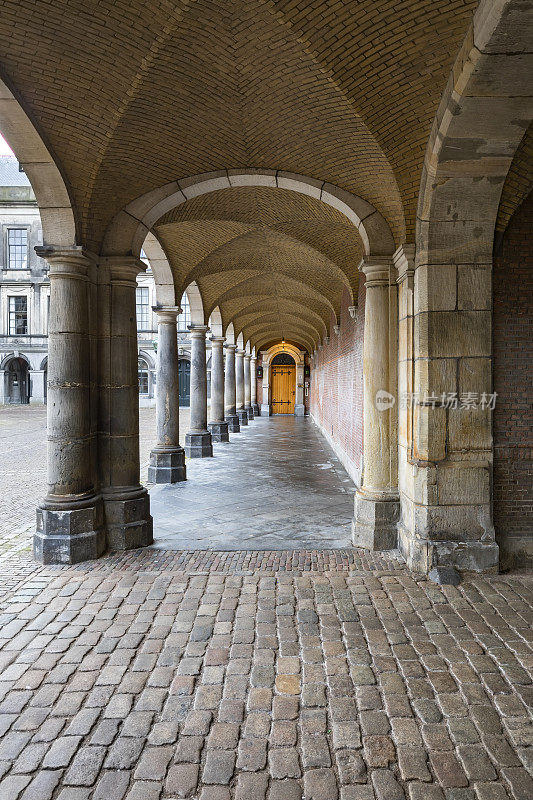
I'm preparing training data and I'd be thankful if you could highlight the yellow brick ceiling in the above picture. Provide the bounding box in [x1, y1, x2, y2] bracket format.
[0, 0, 481, 349]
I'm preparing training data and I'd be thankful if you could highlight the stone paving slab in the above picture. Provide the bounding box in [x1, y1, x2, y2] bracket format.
[0, 556, 531, 799]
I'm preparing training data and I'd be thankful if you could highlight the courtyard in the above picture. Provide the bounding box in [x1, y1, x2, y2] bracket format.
[0, 406, 531, 799]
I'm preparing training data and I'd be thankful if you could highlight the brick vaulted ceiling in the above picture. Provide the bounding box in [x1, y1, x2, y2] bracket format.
[0, 0, 480, 349]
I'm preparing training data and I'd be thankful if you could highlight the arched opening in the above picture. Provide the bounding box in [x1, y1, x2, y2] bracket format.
[270, 352, 296, 415]
[4, 356, 29, 404]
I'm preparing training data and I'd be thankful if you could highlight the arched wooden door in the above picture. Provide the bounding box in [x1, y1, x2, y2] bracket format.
[271, 364, 296, 413]
[179, 358, 191, 407]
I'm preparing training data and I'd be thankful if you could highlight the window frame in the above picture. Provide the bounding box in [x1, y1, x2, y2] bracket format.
[178, 292, 191, 332]
[138, 358, 150, 395]
[5, 226, 30, 270]
[8, 295, 28, 335]
[135, 286, 151, 331]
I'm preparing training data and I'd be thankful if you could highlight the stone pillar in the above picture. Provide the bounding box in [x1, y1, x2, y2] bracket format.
[148, 307, 186, 483]
[261, 363, 271, 416]
[244, 353, 254, 419]
[34, 247, 104, 564]
[235, 347, 248, 426]
[208, 336, 229, 442]
[352, 258, 399, 550]
[185, 325, 213, 457]
[224, 344, 240, 432]
[98, 257, 153, 551]
[295, 362, 305, 416]
[251, 356, 260, 415]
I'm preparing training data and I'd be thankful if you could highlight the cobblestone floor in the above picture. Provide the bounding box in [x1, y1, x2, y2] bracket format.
[0, 406, 532, 799]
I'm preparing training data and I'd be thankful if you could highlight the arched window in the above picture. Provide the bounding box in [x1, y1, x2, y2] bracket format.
[178, 292, 191, 331]
[138, 358, 149, 395]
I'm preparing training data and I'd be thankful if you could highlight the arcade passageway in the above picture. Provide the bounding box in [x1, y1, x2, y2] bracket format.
[150, 416, 354, 551]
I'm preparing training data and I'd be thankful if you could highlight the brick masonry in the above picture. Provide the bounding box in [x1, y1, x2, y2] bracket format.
[310, 284, 365, 486]
[493, 191, 533, 569]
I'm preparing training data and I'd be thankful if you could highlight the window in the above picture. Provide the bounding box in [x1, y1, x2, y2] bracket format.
[136, 287, 150, 330]
[7, 228, 28, 269]
[8, 296, 28, 335]
[178, 292, 191, 331]
[138, 358, 149, 395]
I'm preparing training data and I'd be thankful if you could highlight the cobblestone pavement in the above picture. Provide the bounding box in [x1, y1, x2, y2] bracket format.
[0, 407, 532, 799]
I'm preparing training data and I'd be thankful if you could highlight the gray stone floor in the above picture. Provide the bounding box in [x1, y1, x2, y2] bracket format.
[150, 416, 354, 551]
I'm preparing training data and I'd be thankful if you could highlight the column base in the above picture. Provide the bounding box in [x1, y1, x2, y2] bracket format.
[352, 490, 399, 550]
[34, 496, 105, 565]
[185, 430, 213, 457]
[260, 404, 271, 416]
[294, 404, 305, 416]
[397, 521, 499, 575]
[104, 487, 153, 551]
[148, 448, 186, 483]
[225, 414, 240, 433]
[252, 403, 260, 416]
[208, 420, 229, 442]
[236, 409, 248, 426]
[245, 405, 254, 420]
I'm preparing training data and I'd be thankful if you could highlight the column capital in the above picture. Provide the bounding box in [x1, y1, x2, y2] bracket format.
[224, 342, 237, 352]
[188, 324, 209, 337]
[235, 347, 245, 355]
[393, 245, 415, 287]
[359, 256, 396, 287]
[99, 254, 147, 283]
[153, 305, 181, 323]
[210, 335, 226, 345]
[244, 353, 252, 361]
[35, 246, 95, 279]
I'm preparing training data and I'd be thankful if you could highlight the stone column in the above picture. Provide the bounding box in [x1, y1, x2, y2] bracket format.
[98, 257, 153, 551]
[224, 344, 240, 432]
[208, 336, 229, 442]
[261, 363, 271, 416]
[352, 258, 399, 550]
[244, 353, 254, 419]
[235, 347, 248, 426]
[251, 355, 260, 415]
[34, 247, 104, 564]
[185, 325, 213, 457]
[148, 306, 186, 483]
[295, 363, 305, 416]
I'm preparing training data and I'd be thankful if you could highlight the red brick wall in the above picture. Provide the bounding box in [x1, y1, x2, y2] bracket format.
[493, 191, 533, 568]
[309, 284, 365, 483]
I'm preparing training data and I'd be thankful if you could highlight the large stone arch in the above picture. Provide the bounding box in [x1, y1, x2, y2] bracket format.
[0, 78, 76, 247]
[102, 170, 394, 259]
[400, 0, 533, 575]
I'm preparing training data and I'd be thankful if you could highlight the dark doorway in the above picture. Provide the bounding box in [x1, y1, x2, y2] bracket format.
[5, 357, 29, 404]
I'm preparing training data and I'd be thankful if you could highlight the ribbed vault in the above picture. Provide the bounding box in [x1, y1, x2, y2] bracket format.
[0, 0, 486, 252]
[153, 185, 364, 351]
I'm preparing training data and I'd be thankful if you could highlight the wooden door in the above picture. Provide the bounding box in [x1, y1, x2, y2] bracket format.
[271, 365, 296, 413]
[178, 359, 191, 406]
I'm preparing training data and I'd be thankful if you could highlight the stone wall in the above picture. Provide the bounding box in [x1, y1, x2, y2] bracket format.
[493, 191, 533, 569]
[310, 284, 365, 485]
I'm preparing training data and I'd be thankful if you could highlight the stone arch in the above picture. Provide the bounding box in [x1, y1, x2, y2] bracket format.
[0, 78, 76, 247]
[39, 356, 48, 370]
[102, 170, 395, 258]
[1, 352, 30, 369]
[184, 281, 205, 326]
[225, 322, 235, 346]
[262, 343, 305, 366]
[209, 306, 223, 337]
[141, 232, 177, 306]
[138, 349, 155, 370]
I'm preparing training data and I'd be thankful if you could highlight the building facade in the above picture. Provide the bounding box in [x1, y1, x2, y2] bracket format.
[0, 155, 197, 406]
